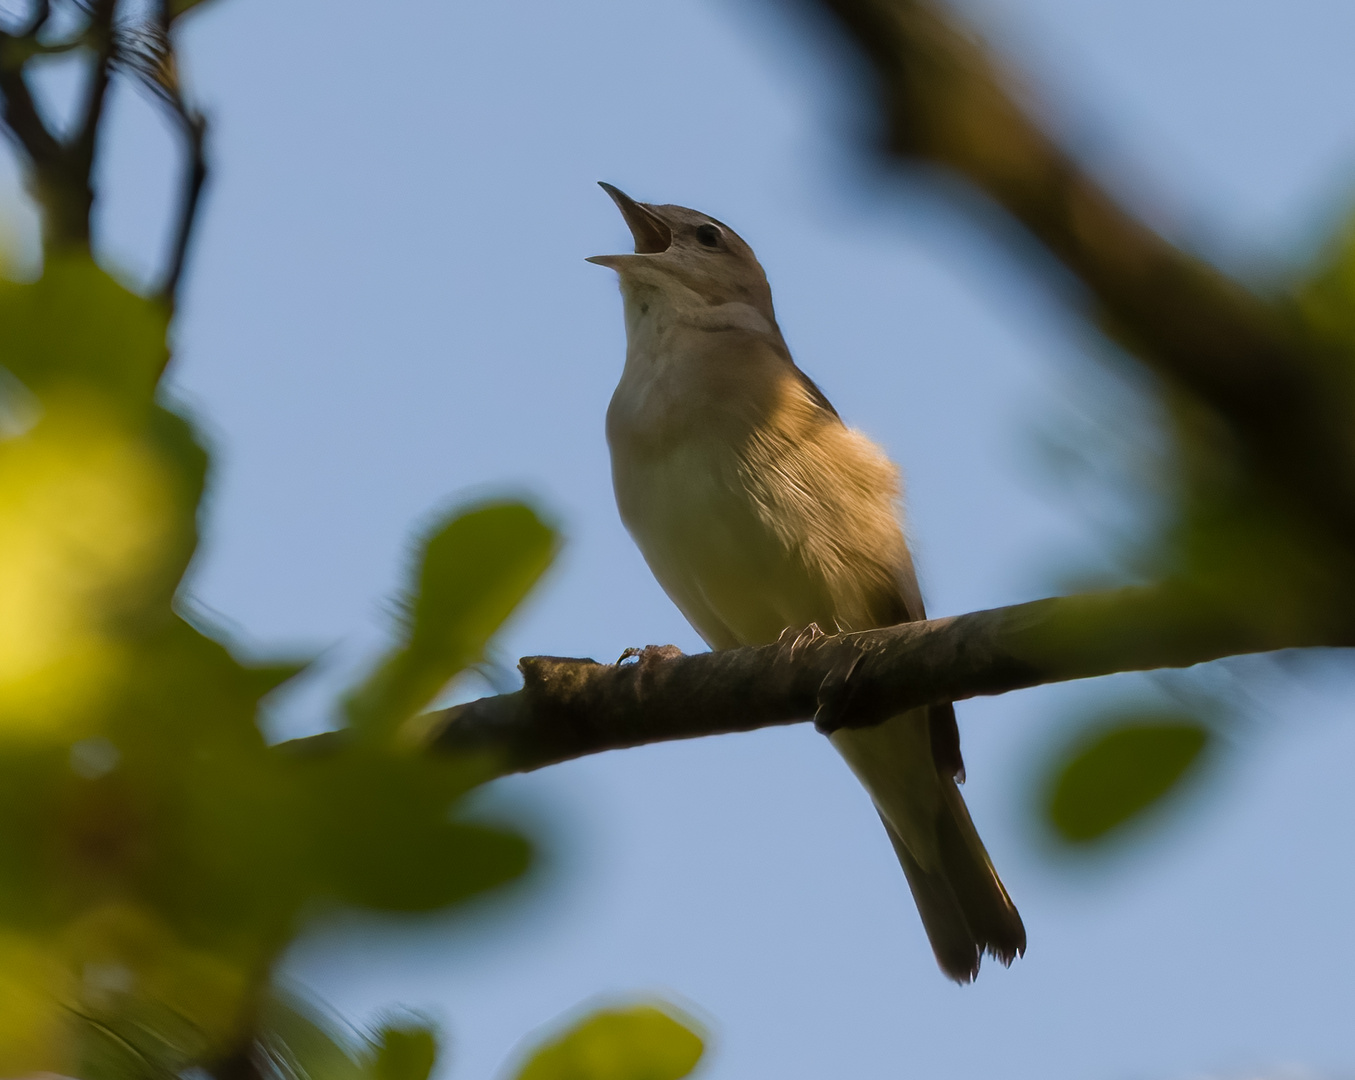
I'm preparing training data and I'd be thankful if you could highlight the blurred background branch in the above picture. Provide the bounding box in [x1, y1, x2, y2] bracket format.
[809, 0, 1355, 558]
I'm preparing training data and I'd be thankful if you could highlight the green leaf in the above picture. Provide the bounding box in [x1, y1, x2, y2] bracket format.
[513, 1005, 705, 1080]
[1044, 715, 1211, 844]
[372, 1022, 439, 1080]
[259, 996, 444, 1080]
[345, 500, 559, 734]
[1297, 208, 1355, 354]
[259, 991, 369, 1080]
[299, 749, 532, 912]
[0, 255, 168, 405]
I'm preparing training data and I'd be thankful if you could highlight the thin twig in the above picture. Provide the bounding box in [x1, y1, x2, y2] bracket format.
[157, 104, 205, 305]
[64, 0, 117, 229]
[111, 12, 209, 305]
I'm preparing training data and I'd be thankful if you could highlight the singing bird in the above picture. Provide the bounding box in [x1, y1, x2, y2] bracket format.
[588, 184, 1025, 981]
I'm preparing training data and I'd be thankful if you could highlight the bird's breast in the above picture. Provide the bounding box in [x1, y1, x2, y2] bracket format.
[606, 337, 841, 647]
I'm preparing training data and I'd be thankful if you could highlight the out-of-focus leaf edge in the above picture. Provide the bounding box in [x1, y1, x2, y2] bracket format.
[511, 1003, 706, 1080]
[1042, 716, 1212, 845]
[169, 0, 218, 17]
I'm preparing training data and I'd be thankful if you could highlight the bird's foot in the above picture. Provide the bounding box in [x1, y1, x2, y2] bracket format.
[813, 645, 866, 735]
[777, 622, 827, 659]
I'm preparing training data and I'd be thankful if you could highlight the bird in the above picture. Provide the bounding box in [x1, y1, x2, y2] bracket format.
[587, 183, 1025, 982]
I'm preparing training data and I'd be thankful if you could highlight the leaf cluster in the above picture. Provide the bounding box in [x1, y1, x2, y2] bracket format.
[0, 255, 573, 1074]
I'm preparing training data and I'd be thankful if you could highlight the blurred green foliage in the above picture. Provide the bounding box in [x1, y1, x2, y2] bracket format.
[344, 503, 559, 739]
[1296, 211, 1355, 355]
[511, 1006, 705, 1080]
[1027, 212, 1355, 852]
[1042, 714, 1212, 844]
[255, 993, 440, 1080]
[0, 255, 566, 1074]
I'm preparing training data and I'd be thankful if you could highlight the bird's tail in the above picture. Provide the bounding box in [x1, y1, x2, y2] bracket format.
[881, 780, 1025, 982]
[830, 706, 1026, 983]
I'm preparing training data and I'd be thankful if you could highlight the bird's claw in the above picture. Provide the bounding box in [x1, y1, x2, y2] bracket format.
[616, 644, 684, 666]
[777, 622, 826, 658]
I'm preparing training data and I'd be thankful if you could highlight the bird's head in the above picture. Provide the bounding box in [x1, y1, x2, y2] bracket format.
[587, 183, 775, 323]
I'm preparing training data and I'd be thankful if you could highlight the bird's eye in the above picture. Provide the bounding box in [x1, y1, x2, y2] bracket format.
[695, 223, 722, 248]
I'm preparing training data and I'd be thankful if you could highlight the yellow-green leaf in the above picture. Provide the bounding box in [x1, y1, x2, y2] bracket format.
[345, 500, 558, 734]
[299, 749, 531, 912]
[372, 1022, 439, 1080]
[259, 991, 369, 1080]
[1044, 716, 1211, 844]
[513, 1005, 704, 1080]
[0, 255, 168, 405]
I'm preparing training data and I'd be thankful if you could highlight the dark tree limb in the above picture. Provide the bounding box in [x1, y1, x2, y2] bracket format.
[422, 586, 1350, 775]
[810, 0, 1355, 552]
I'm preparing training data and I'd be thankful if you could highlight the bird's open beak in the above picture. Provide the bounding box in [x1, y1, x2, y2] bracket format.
[587, 182, 672, 268]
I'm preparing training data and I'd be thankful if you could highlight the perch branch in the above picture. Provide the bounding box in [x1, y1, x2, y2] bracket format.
[422, 585, 1348, 775]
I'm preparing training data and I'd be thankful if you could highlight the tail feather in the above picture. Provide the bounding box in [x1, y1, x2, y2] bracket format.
[937, 782, 1026, 966]
[830, 706, 1024, 981]
[882, 817, 984, 982]
[880, 783, 1026, 983]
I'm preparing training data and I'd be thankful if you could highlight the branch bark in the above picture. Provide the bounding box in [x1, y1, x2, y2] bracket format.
[422, 586, 1349, 774]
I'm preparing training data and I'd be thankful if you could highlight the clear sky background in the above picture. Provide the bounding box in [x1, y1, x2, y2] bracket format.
[4, 1, 1355, 1077]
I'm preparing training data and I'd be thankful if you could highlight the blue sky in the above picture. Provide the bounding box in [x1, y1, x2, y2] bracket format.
[5, 1, 1355, 1077]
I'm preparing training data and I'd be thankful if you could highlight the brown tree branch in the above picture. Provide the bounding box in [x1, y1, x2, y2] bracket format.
[421, 586, 1350, 775]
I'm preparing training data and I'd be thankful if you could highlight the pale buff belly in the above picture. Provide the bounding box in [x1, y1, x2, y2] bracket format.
[610, 440, 839, 650]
